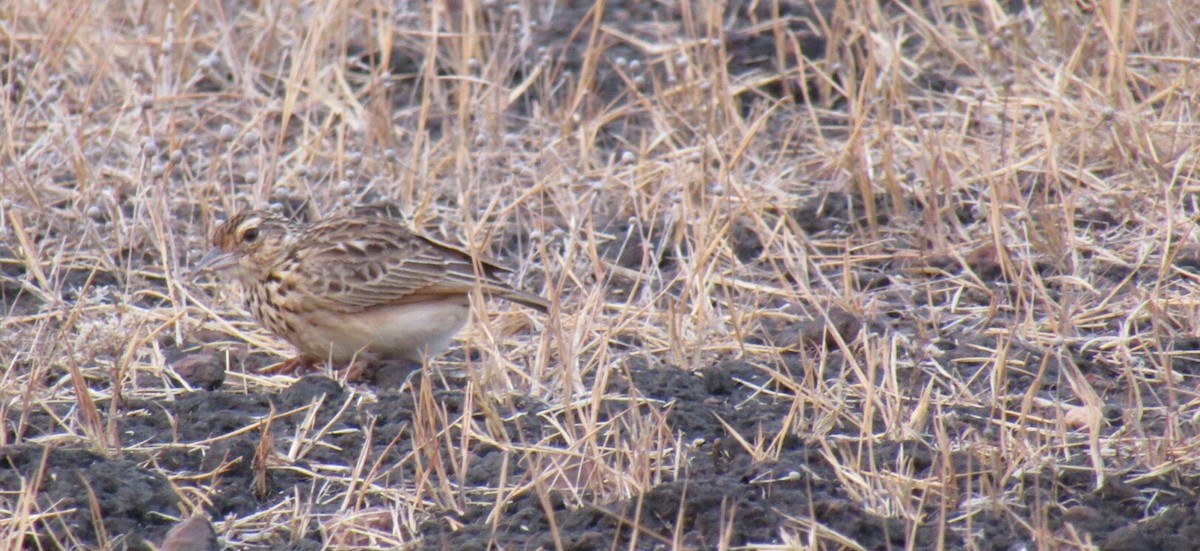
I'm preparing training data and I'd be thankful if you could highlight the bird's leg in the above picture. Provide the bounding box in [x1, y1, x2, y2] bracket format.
[260, 355, 318, 375]
[342, 357, 371, 382]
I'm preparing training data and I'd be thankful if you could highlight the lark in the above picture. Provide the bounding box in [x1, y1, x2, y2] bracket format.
[196, 209, 549, 372]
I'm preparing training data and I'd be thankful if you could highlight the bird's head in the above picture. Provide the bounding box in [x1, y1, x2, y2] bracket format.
[195, 210, 295, 278]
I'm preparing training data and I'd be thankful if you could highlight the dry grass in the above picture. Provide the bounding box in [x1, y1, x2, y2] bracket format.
[3, 0, 1200, 549]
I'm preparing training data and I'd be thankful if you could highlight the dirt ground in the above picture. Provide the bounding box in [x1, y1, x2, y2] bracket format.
[4, 0, 1200, 549]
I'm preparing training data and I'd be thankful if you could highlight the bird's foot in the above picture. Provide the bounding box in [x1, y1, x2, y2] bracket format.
[260, 355, 318, 376]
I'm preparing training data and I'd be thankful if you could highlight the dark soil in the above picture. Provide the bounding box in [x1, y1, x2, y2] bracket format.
[5, 356, 1196, 550]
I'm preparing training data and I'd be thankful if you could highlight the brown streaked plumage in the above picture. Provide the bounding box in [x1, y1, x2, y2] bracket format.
[196, 209, 549, 367]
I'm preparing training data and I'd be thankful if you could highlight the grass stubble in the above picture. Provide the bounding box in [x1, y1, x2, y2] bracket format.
[2, 0, 1200, 548]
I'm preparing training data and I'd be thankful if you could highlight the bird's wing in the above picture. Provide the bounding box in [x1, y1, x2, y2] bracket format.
[286, 216, 547, 313]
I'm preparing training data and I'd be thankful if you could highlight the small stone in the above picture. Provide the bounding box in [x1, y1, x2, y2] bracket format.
[797, 307, 863, 350]
[172, 353, 226, 390]
[160, 514, 218, 551]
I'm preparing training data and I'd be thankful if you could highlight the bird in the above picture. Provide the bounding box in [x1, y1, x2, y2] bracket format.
[194, 209, 549, 374]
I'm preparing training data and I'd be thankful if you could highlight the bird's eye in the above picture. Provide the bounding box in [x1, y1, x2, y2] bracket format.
[242, 228, 259, 243]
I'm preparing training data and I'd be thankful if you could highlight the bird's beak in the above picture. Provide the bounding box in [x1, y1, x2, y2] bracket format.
[193, 247, 238, 273]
